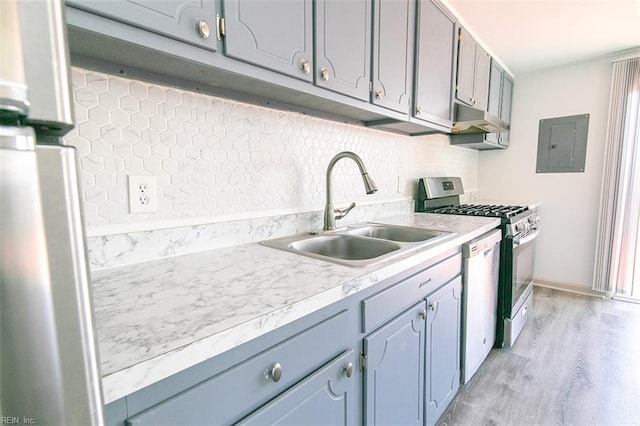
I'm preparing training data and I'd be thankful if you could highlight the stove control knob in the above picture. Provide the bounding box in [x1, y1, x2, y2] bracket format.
[515, 223, 523, 232]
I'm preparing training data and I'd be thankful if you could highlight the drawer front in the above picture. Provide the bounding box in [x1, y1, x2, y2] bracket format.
[127, 310, 350, 426]
[362, 252, 461, 334]
[504, 289, 533, 348]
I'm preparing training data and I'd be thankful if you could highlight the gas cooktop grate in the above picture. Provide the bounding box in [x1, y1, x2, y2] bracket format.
[431, 204, 529, 218]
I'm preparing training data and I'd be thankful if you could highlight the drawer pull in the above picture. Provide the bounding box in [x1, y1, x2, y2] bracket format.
[267, 363, 282, 383]
[343, 362, 354, 378]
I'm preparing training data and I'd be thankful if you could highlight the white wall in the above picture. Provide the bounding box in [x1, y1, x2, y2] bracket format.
[476, 57, 613, 288]
[65, 68, 479, 235]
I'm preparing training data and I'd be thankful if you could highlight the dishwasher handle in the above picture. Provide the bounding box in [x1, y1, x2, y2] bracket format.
[462, 229, 502, 259]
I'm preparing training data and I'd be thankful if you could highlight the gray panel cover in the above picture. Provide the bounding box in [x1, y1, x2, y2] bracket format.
[536, 114, 589, 173]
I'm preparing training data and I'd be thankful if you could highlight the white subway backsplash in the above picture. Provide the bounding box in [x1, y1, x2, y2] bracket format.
[66, 68, 478, 268]
[65, 68, 478, 232]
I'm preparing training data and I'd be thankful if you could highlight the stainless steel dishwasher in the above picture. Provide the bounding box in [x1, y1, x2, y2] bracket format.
[461, 228, 502, 384]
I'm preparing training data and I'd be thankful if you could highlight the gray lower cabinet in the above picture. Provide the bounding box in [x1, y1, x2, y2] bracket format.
[425, 277, 462, 426]
[222, 0, 314, 82]
[455, 26, 490, 111]
[108, 250, 464, 426]
[413, 0, 457, 128]
[238, 350, 358, 425]
[66, 0, 217, 51]
[125, 310, 351, 425]
[371, 0, 416, 114]
[363, 301, 426, 426]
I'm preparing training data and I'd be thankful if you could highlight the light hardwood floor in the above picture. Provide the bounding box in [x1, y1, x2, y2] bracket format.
[438, 286, 640, 425]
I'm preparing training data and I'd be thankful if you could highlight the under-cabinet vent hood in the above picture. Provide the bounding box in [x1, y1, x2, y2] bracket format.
[451, 103, 509, 134]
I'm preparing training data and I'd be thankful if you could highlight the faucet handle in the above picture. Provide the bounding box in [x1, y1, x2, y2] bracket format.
[334, 202, 356, 220]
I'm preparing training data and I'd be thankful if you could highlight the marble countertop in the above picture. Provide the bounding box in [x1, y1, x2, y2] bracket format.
[91, 213, 500, 403]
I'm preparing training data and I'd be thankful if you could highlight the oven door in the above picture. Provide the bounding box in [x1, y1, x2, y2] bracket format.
[510, 229, 539, 315]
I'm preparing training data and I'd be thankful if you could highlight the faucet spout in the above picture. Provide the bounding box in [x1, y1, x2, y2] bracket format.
[323, 151, 378, 231]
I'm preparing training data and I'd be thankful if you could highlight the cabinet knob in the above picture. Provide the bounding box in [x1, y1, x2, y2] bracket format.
[299, 60, 311, 74]
[343, 362, 354, 378]
[429, 302, 436, 311]
[419, 309, 427, 320]
[320, 68, 330, 81]
[197, 20, 210, 39]
[375, 89, 383, 99]
[267, 362, 282, 383]
[416, 106, 422, 115]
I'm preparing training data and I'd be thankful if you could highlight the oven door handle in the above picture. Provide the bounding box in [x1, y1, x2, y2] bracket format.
[513, 229, 540, 246]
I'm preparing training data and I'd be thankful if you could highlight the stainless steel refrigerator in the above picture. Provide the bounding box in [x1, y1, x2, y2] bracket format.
[1, 0, 105, 424]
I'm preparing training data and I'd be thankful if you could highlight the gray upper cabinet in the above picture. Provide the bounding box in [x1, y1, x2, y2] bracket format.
[487, 60, 503, 118]
[486, 60, 513, 147]
[66, 0, 218, 50]
[413, 0, 457, 128]
[455, 27, 490, 111]
[425, 277, 462, 426]
[371, 0, 415, 114]
[222, 0, 314, 82]
[315, 0, 372, 101]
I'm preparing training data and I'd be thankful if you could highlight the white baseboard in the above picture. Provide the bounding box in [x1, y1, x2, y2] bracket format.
[533, 279, 606, 298]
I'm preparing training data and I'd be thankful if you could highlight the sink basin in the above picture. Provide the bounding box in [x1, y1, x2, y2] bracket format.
[259, 224, 455, 267]
[345, 224, 450, 243]
[260, 234, 403, 267]
[289, 235, 401, 261]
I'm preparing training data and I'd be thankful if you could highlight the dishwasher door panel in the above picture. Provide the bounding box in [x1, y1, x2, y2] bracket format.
[461, 230, 500, 384]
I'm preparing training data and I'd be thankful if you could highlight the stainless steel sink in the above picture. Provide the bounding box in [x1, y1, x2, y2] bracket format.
[259, 223, 455, 268]
[290, 235, 401, 260]
[260, 234, 403, 267]
[344, 224, 450, 243]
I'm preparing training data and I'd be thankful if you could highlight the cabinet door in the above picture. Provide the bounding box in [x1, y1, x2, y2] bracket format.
[485, 60, 503, 145]
[372, 0, 415, 114]
[455, 26, 475, 107]
[487, 60, 503, 118]
[364, 301, 426, 426]
[500, 73, 513, 125]
[498, 74, 513, 147]
[67, 0, 217, 50]
[472, 43, 491, 111]
[425, 277, 462, 426]
[238, 350, 358, 426]
[414, 0, 457, 127]
[222, 0, 313, 82]
[315, 0, 371, 100]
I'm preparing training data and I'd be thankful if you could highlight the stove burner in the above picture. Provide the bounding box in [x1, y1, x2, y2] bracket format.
[431, 204, 528, 218]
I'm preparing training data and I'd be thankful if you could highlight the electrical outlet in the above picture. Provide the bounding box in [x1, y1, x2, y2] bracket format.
[397, 176, 406, 194]
[128, 175, 157, 213]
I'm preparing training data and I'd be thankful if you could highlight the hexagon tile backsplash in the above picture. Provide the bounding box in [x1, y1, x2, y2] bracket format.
[64, 68, 479, 232]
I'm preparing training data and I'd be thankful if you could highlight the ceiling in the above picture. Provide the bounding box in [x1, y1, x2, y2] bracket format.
[446, 0, 640, 76]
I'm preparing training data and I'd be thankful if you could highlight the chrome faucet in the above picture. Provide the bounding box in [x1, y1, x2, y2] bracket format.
[323, 151, 378, 231]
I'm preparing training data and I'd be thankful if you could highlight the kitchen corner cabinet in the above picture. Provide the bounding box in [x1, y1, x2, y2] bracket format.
[413, 0, 457, 128]
[371, 0, 416, 114]
[425, 277, 462, 426]
[455, 26, 490, 111]
[222, 0, 314, 82]
[66, 0, 218, 51]
[363, 301, 426, 425]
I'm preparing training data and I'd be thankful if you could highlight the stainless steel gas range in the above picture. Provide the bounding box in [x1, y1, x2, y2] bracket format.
[416, 177, 540, 348]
